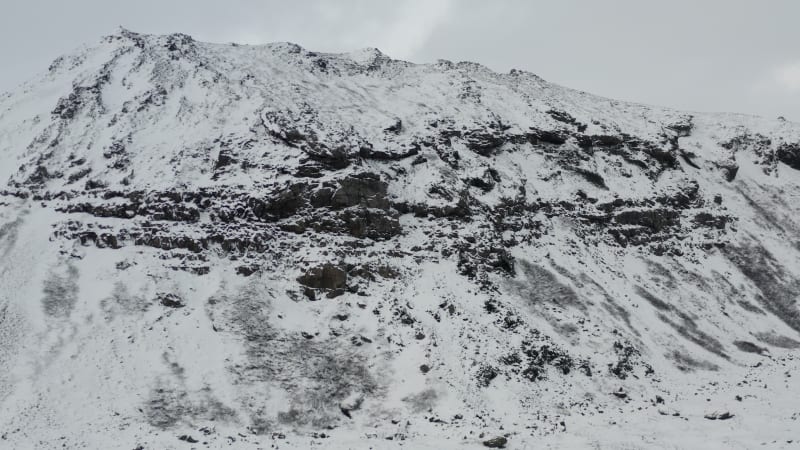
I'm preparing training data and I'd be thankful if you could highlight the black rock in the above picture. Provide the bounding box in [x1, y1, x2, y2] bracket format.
[331, 173, 390, 210]
[384, 118, 402, 134]
[776, 143, 800, 170]
[158, 293, 185, 308]
[178, 435, 198, 443]
[733, 340, 768, 355]
[236, 265, 259, 277]
[704, 411, 734, 420]
[482, 436, 508, 448]
[297, 263, 347, 290]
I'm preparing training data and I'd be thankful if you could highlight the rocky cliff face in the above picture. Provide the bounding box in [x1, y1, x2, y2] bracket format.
[1, 29, 800, 448]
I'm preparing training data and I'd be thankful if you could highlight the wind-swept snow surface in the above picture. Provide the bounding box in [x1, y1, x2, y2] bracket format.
[1, 29, 800, 449]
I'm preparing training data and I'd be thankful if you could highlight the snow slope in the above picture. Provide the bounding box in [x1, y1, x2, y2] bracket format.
[1, 29, 800, 449]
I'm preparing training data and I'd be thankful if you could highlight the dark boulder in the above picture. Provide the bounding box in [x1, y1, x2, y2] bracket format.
[704, 411, 734, 420]
[177, 435, 198, 443]
[667, 118, 694, 137]
[467, 176, 495, 192]
[331, 173, 389, 210]
[249, 183, 309, 220]
[97, 233, 122, 249]
[591, 135, 624, 147]
[338, 208, 401, 240]
[236, 265, 259, 277]
[776, 143, 800, 170]
[294, 165, 324, 178]
[482, 436, 507, 448]
[158, 293, 185, 308]
[464, 131, 506, 156]
[733, 340, 768, 355]
[304, 145, 351, 170]
[530, 129, 568, 145]
[297, 263, 347, 290]
[214, 149, 236, 170]
[384, 118, 403, 134]
[718, 161, 739, 182]
[309, 186, 335, 208]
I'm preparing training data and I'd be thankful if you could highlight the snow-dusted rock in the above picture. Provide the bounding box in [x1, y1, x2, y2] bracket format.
[1, 29, 800, 448]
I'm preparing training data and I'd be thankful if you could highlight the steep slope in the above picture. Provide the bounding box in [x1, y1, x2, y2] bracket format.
[1, 29, 800, 448]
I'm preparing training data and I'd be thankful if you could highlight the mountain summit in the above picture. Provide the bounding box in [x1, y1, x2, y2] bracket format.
[1, 30, 800, 448]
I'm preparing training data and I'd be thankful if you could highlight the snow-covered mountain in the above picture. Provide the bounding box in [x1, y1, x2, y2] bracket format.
[1, 29, 800, 449]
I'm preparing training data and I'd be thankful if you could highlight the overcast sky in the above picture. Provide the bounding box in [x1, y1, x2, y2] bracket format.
[2, 0, 799, 120]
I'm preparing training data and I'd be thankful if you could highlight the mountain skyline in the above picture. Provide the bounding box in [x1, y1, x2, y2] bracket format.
[3, 1, 800, 121]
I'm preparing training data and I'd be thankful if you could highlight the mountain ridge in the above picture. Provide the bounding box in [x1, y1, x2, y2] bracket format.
[1, 29, 800, 449]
